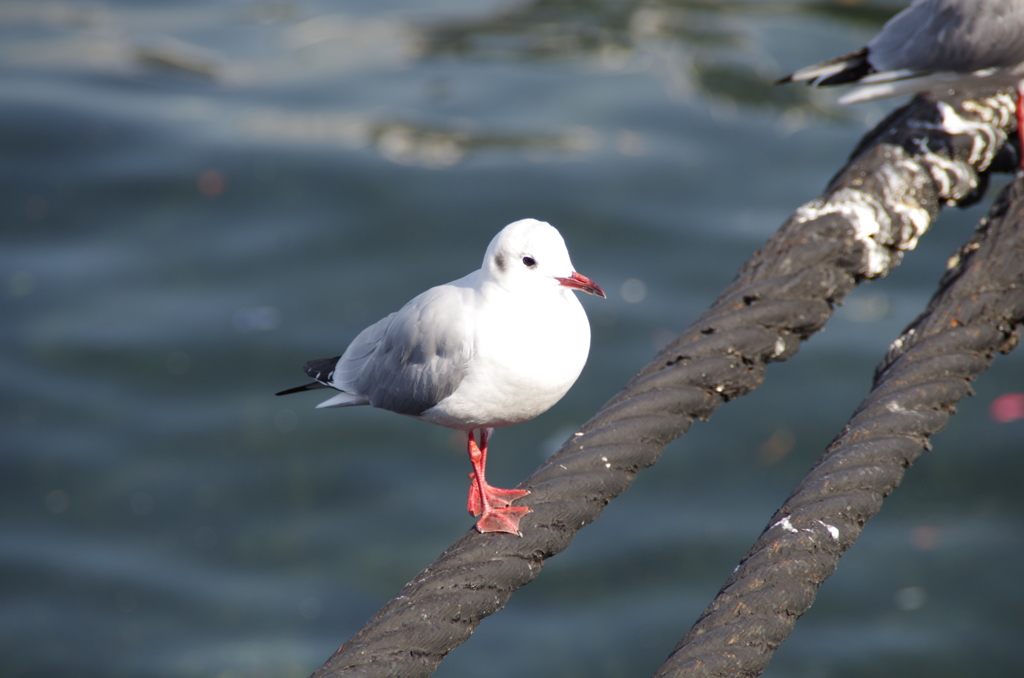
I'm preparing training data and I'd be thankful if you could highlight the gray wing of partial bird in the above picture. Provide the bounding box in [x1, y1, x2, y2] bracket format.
[333, 277, 476, 417]
[869, 0, 1024, 73]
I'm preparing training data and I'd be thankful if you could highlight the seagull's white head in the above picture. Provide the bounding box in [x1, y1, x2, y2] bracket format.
[481, 219, 605, 298]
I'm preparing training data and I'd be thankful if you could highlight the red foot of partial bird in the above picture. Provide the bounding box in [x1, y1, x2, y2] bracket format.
[466, 473, 529, 515]
[465, 429, 531, 536]
[1017, 88, 1024, 171]
[474, 504, 531, 535]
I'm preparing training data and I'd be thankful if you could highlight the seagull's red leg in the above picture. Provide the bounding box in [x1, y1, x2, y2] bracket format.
[465, 428, 530, 535]
[1017, 87, 1024, 170]
[466, 429, 528, 513]
[466, 430, 486, 516]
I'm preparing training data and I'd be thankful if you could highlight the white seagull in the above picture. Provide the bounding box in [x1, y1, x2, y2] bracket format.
[778, 0, 1024, 163]
[276, 218, 605, 536]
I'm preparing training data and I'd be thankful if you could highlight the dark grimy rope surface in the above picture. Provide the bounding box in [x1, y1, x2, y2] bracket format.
[311, 88, 1018, 678]
[653, 172, 1024, 678]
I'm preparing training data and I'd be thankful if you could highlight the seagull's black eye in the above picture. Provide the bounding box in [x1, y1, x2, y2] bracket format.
[522, 256, 537, 268]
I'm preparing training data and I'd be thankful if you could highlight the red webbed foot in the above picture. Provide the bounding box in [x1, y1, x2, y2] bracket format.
[466, 473, 530, 516]
[465, 428, 531, 535]
[474, 505, 531, 536]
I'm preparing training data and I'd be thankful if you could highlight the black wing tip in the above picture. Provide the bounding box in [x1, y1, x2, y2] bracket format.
[776, 47, 873, 87]
[816, 62, 874, 87]
[275, 382, 323, 396]
[303, 356, 341, 383]
[276, 356, 342, 396]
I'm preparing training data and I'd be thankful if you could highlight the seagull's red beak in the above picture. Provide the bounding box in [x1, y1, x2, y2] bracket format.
[556, 271, 606, 298]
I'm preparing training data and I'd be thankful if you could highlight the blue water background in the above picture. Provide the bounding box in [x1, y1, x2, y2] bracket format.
[2, 1, 1022, 676]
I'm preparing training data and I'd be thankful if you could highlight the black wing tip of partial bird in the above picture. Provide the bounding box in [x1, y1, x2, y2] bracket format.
[775, 47, 872, 87]
[276, 356, 342, 396]
[815, 61, 874, 87]
[275, 382, 326, 396]
[303, 356, 341, 382]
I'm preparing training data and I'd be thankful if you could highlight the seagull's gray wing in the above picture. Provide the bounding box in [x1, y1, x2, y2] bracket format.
[870, 0, 1024, 74]
[337, 279, 476, 417]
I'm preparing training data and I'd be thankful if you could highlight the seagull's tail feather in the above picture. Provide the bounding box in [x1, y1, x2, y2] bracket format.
[316, 391, 371, 409]
[836, 69, 942, 104]
[275, 382, 328, 396]
[776, 47, 873, 86]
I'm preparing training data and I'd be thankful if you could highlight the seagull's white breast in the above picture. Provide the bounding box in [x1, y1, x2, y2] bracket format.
[419, 284, 591, 430]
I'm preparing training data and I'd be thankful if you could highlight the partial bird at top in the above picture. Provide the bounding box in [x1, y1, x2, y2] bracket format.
[778, 0, 1024, 164]
[276, 218, 606, 536]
